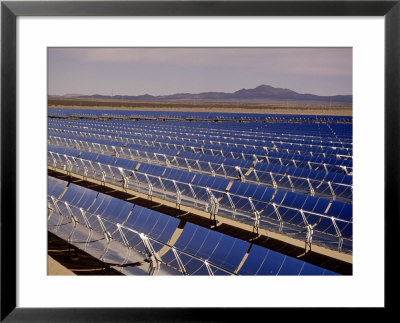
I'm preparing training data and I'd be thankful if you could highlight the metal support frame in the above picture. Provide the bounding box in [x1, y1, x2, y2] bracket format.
[287, 175, 295, 192]
[252, 169, 260, 183]
[253, 154, 259, 163]
[96, 214, 112, 262]
[48, 196, 60, 221]
[307, 178, 315, 196]
[173, 180, 182, 209]
[144, 174, 153, 199]
[272, 203, 283, 232]
[188, 183, 198, 207]
[248, 197, 260, 233]
[341, 165, 349, 175]
[206, 188, 219, 222]
[220, 164, 228, 178]
[116, 224, 132, 267]
[79, 208, 94, 251]
[64, 202, 78, 243]
[74, 139, 80, 150]
[184, 158, 191, 172]
[270, 172, 277, 189]
[331, 216, 344, 252]
[195, 160, 202, 171]
[162, 154, 171, 166]
[52, 199, 68, 233]
[225, 193, 237, 219]
[139, 233, 162, 276]
[158, 176, 166, 198]
[208, 162, 216, 177]
[65, 156, 72, 176]
[144, 151, 151, 163]
[328, 181, 336, 200]
[300, 209, 313, 251]
[236, 166, 245, 182]
[112, 146, 119, 157]
[204, 261, 214, 276]
[171, 247, 187, 275]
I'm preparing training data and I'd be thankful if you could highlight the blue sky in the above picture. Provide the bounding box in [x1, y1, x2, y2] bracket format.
[48, 47, 352, 96]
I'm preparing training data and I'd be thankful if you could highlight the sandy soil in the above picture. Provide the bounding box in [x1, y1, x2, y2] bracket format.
[48, 98, 352, 116]
[48, 255, 76, 276]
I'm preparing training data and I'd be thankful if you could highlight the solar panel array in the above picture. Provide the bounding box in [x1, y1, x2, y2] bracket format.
[48, 109, 352, 275]
[48, 176, 338, 276]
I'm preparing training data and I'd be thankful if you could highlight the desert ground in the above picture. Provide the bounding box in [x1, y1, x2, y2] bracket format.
[48, 98, 352, 116]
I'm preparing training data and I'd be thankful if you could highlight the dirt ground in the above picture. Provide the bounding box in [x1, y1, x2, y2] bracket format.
[48, 98, 352, 116]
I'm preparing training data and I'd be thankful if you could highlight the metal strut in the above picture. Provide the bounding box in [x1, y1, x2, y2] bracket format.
[49, 197, 65, 233]
[64, 202, 78, 243]
[328, 181, 336, 200]
[208, 162, 215, 177]
[331, 216, 343, 252]
[270, 172, 277, 189]
[307, 178, 315, 196]
[206, 188, 219, 223]
[225, 193, 237, 219]
[272, 203, 283, 232]
[248, 197, 260, 233]
[236, 166, 245, 182]
[287, 175, 295, 192]
[300, 209, 313, 252]
[79, 208, 93, 251]
[118, 167, 129, 192]
[220, 164, 228, 177]
[158, 176, 166, 199]
[188, 183, 198, 207]
[116, 224, 132, 267]
[96, 215, 112, 262]
[139, 233, 162, 276]
[173, 180, 182, 209]
[144, 174, 153, 199]
[204, 261, 214, 276]
[184, 158, 191, 172]
[171, 247, 187, 275]
[66, 158, 73, 176]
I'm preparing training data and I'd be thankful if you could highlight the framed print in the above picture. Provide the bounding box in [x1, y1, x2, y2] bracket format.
[1, 1, 399, 321]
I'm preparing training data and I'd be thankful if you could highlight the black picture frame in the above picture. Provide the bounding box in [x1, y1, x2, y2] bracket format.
[1, 1, 399, 321]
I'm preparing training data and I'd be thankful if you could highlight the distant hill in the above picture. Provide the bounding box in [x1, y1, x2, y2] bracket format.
[60, 85, 352, 104]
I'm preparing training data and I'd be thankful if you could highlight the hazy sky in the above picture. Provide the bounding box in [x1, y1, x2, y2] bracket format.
[48, 47, 352, 96]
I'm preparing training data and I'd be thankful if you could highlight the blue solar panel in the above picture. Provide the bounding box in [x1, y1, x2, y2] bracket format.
[172, 223, 249, 273]
[124, 205, 179, 245]
[48, 176, 67, 198]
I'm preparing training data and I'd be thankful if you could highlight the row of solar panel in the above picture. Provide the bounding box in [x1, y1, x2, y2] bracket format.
[48, 133, 353, 184]
[48, 118, 352, 148]
[48, 129, 353, 173]
[48, 176, 339, 275]
[48, 137, 352, 202]
[49, 120, 352, 158]
[48, 108, 352, 123]
[48, 147, 352, 252]
[49, 118, 352, 151]
[49, 118, 353, 151]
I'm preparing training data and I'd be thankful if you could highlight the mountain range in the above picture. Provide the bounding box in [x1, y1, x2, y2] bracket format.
[52, 85, 352, 104]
